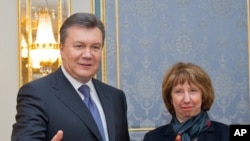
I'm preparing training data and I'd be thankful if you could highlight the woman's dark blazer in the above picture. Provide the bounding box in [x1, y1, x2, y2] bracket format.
[11, 67, 130, 141]
[143, 121, 229, 141]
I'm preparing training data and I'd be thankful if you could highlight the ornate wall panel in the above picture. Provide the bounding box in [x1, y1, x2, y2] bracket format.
[104, 0, 250, 140]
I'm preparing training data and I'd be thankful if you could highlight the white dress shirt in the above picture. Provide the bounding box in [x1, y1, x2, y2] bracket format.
[61, 66, 109, 141]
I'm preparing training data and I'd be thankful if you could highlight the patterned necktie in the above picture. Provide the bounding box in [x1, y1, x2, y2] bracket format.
[78, 85, 106, 141]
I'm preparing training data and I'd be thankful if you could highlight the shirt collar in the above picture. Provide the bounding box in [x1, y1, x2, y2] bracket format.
[61, 65, 94, 90]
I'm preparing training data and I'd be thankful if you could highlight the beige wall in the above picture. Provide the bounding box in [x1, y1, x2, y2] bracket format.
[0, 1, 18, 140]
[0, 1, 92, 140]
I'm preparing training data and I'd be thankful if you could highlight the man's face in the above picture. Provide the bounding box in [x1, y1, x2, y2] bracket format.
[60, 26, 103, 83]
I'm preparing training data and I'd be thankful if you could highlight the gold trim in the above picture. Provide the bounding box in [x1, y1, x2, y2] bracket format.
[26, 0, 33, 83]
[101, 0, 107, 83]
[57, 0, 62, 41]
[18, 0, 21, 87]
[115, 0, 120, 88]
[91, 0, 96, 79]
[247, 0, 250, 107]
[91, 0, 94, 13]
[128, 128, 155, 132]
[69, 0, 72, 14]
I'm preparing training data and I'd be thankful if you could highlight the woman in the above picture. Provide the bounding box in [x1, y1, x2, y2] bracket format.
[143, 62, 229, 141]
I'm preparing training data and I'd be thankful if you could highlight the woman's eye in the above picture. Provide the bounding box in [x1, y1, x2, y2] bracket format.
[174, 90, 183, 95]
[190, 89, 199, 94]
[191, 89, 196, 92]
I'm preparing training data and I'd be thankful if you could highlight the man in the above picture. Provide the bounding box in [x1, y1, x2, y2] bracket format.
[11, 13, 130, 141]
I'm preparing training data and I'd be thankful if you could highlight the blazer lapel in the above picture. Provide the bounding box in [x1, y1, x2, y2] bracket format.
[51, 69, 103, 141]
[93, 79, 116, 141]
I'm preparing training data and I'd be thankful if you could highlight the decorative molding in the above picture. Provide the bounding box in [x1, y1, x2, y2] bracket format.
[247, 0, 250, 108]
[115, 0, 121, 88]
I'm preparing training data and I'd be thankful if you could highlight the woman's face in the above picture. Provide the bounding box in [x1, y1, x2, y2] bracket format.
[171, 81, 202, 122]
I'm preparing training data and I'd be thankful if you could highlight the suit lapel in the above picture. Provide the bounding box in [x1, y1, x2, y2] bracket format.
[93, 79, 116, 141]
[51, 69, 103, 141]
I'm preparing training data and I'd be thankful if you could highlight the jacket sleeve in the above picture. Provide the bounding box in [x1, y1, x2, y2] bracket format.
[11, 83, 48, 141]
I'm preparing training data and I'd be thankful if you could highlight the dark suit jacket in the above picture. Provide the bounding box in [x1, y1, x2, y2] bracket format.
[11, 68, 130, 141]
[143, 121, 229, 141]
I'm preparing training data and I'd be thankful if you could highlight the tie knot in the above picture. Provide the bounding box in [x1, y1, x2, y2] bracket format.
[78, 85, 90, 98]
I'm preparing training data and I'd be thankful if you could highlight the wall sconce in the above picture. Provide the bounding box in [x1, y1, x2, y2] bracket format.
[18, 0, 71, 85]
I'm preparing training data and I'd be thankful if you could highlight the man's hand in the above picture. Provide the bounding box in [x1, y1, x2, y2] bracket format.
[51, 130, 63, 141]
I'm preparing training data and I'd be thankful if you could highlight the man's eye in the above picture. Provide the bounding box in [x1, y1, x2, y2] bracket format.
[92, 45, 101, 51]
[75, 45, 82, 48]
[74, 45, 84, 49]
